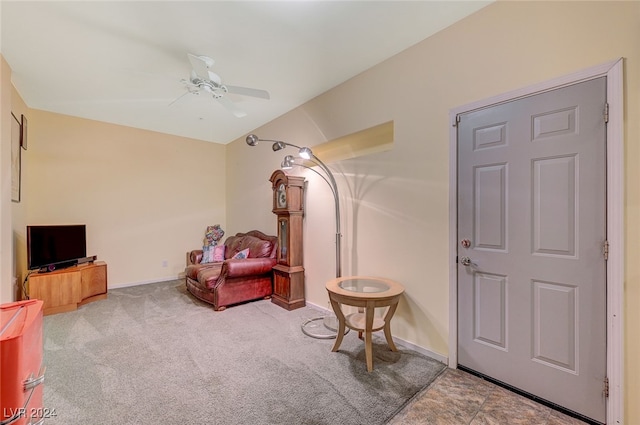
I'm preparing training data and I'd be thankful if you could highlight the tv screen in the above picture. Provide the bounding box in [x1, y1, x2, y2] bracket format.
[27, 225, 87, 271]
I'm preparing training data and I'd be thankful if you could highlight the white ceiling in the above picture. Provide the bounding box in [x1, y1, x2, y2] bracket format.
[1, 1, 491, 144]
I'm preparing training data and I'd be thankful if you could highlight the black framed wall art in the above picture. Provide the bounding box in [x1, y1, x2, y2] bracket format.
[11, 112, 21, 202]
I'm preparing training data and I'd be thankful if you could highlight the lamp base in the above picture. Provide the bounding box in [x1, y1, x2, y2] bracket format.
[322, 314, 339, 331]
[301, 313, 349, 339]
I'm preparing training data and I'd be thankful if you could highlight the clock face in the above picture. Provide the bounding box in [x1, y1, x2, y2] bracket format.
[277, 183, 287, 208]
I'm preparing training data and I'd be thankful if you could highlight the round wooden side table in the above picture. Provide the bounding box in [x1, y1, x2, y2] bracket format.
[325, 276, 405, 372]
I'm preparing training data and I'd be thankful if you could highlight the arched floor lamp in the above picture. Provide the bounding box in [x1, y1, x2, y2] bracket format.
[246, 134, 346, 339]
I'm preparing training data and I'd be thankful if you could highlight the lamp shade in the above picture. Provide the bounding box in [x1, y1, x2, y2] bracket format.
[299, 147, 312, 160]
[246, 134, 259, 146]
[281, 155, 295, 169]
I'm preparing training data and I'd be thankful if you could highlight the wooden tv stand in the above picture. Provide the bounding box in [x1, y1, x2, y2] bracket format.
[28, 261, 108, 316]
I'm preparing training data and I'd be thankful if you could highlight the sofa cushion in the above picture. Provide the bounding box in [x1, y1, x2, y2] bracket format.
[232, 248, 250, 259]
[224, 236, 244, 259]
[199, 245, 225, 264]
[225, 234, 274, 259]
[197, 263, 223, 290]
[185, 263, 219, 280]
[213, 245, 226, 262]
[246, 238, 274, 258]
[225, 257, 277, 277]
[201, 246, 214, 264]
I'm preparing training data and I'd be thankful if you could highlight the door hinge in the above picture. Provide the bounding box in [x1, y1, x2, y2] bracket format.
[603, 376, 609, 398]
[604, 102, 609, 123]
[603, 240, 609, 261]
[453, 115, 461, 127]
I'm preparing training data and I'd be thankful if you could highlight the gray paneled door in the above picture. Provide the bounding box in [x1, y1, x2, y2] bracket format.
[457, 78, 607, 423]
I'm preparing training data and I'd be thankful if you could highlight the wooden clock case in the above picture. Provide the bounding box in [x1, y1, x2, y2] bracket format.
[269, 170, 305, 310]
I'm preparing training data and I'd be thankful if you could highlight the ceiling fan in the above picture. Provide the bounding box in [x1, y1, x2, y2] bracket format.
[173, 53, 270, 118]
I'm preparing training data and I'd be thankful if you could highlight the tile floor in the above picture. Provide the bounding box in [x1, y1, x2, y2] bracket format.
[389, 368, 589, 425]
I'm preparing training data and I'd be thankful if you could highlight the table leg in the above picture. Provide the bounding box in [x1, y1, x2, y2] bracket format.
[330, 298, 347, 352]
[383, 301, 399, 352]
[365, 301, 375, 372]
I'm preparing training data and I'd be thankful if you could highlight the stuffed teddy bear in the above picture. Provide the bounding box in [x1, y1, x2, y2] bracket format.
[201, 225, 225, 263]
[203, 225, 222, 247]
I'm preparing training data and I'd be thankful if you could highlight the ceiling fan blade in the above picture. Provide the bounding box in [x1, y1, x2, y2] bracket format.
[207, 71, 222, 86]
[187, 53, 213, 80]
[215, 96, 247, 118]
[168, 90, 191, 107]
[225, 85, 270, 100]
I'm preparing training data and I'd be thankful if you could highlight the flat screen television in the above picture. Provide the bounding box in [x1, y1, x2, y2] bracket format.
[27, 225, 87, 271]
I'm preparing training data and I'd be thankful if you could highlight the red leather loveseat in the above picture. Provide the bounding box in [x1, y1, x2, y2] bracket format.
[184, 230, 277, 311]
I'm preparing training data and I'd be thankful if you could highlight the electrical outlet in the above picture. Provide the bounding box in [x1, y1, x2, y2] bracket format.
[162, 260, 168, 267]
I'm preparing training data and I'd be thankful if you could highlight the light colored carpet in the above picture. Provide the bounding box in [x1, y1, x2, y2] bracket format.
[42, 279, 446, 424]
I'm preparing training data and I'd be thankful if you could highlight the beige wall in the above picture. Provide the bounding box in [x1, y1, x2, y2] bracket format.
[16, 110, 226, 287]
[2, 0, 638, 421]
[10, 85, 27, 300]
[227, 1, 639, 422]
[0, 56, 13, 303]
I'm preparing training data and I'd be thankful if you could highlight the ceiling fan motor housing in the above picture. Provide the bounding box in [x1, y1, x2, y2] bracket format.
[179, 53, 269, 117]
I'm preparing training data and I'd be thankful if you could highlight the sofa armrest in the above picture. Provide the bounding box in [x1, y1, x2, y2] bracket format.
[187, 250, 203, 265]
[223, 258, 276, 277]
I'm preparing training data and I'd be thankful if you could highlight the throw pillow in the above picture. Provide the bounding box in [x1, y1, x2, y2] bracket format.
[213, 244, 226, 262]
[201, 246, 214, 264]
[232, 248, 250, 259]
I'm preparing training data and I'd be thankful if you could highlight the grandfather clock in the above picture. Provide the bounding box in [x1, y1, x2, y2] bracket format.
[269, 170, 305, 310]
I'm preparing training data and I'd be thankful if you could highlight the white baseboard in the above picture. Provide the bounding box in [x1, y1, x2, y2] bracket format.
[394, 337, 448, 364]
[305, 301, 448, 365]
[304, 300, 331, 313]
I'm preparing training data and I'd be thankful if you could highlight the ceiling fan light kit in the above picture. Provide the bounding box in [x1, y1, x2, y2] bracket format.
[174, 53, 270, 118]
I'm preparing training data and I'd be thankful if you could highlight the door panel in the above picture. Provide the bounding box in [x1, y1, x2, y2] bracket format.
[475, 164, 507, 251]
[532, 280, 577, 372]
[532, 155, 577, 256]
[457, 78, 606, 423]
[473, 272, 507, 350]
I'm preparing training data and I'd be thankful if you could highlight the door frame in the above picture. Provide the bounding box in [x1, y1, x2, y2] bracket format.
[448, 58, 624, 424]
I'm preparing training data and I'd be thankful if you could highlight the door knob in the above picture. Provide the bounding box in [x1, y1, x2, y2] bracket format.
[460, 256, 473, 266]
